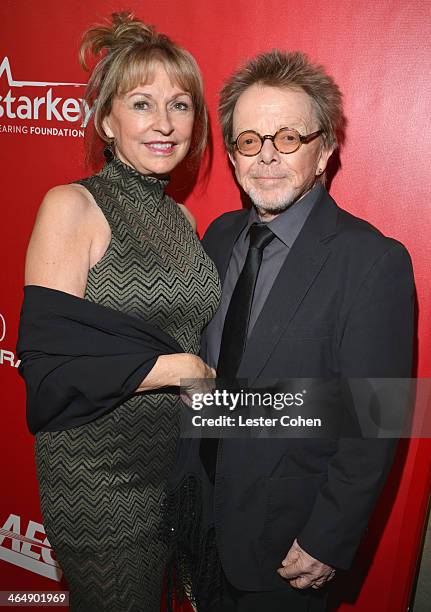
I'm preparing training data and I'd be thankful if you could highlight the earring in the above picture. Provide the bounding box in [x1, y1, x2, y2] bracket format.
[103, 138, 116, 161]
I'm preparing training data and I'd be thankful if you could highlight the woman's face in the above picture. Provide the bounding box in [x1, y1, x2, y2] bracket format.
[103, 62, 194, 175]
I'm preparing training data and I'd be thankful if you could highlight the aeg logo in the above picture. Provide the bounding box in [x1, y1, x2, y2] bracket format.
[0, 313, 20, 368]
[0, 514, 62, 581]
[0, 57, 91, 130]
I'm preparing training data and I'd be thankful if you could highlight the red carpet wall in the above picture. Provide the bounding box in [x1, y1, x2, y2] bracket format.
[1, 1, 430, 610]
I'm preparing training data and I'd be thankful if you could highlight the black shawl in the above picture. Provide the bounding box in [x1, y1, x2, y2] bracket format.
[17, 285, 184, 434]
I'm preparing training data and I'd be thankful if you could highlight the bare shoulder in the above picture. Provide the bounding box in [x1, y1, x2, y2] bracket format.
[34, 183, 110, 246]
[25, 184, 107, 296]
[37, 183, 99, 225]
[178, 203, 197, 232]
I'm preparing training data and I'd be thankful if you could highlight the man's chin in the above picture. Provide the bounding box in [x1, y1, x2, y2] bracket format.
[248, 189, 297, 215]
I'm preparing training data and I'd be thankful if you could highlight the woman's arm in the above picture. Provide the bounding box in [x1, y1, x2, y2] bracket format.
[25, 184, 108, 297]
[137, 353, 215, 393]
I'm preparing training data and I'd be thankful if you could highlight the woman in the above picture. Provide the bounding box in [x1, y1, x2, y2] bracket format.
[17, 12, 220, 612]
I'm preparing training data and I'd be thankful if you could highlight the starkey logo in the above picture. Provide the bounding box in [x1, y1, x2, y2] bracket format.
[0, 514, 62, 581]
[0, 56, 92, 137]
[0, 313, 20, 368]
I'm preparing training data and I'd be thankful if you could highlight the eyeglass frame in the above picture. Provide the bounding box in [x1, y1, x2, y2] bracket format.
[231, 127, 323, 157]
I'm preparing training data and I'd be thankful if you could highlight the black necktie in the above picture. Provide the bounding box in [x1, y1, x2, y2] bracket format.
[200, 223, 275, 482]
[217, 223, 275, 377]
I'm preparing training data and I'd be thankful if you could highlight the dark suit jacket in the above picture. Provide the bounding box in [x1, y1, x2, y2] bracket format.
[200, 188, 415, 591]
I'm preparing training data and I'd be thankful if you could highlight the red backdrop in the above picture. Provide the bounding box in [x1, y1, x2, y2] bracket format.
[1, 1, 430, 610]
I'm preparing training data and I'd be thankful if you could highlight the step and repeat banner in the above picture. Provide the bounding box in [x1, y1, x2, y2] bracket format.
[1, 1, 430, 610]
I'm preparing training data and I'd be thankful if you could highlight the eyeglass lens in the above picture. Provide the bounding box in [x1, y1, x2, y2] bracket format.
[236, 129, 301, 155]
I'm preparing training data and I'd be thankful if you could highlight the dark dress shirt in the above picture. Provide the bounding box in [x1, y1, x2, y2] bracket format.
[205, 184, 322, 368]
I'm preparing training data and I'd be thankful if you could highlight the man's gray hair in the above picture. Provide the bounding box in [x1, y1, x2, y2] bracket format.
[219, 50, 344, 155]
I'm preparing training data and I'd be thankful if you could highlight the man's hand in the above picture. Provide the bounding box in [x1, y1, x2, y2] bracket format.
[277, 539, 336, 589]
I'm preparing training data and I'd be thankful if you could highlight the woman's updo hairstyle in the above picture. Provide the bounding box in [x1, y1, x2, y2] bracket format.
[80, 12, 208, 167]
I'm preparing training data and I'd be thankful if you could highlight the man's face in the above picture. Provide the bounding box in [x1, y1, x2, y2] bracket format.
[229, 84, 333, 220]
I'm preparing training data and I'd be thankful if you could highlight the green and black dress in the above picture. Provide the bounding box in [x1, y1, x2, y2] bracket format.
[31, 156, 221, 611]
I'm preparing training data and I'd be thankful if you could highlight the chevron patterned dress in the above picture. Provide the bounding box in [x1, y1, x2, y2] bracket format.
[34, 156, 221, 611]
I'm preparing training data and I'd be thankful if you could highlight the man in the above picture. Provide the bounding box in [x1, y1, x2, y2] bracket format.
[193, 50, 415, 611]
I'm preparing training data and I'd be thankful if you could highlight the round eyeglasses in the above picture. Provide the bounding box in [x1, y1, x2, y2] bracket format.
[231, 127, 323, 156]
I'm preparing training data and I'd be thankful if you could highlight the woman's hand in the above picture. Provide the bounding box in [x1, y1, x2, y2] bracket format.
[136, 354, 216, 400]
[178, 356, 217, 406]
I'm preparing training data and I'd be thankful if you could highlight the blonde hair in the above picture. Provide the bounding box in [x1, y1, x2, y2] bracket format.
[80, 12, 208, 167]
[219, 50, 344, 158]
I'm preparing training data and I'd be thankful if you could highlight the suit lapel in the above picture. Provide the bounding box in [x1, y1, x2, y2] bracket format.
[237, 191, 339, 382]
[204, 211, 249, 284]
